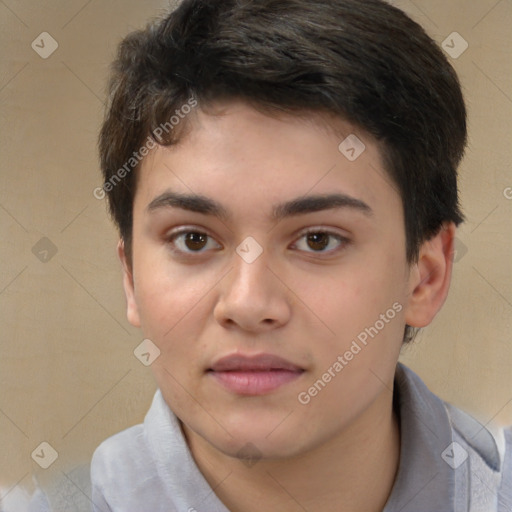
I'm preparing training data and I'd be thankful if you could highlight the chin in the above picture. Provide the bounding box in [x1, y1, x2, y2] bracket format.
[213, 431, 308, 462]
[191, 412, 314, 461]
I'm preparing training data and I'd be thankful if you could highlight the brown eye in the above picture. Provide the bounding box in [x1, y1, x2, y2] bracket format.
[306, 232, 330, 251]
[167, 229, 221, 254]
[183, 232, 208, 251]
[293, 229, 348, 255]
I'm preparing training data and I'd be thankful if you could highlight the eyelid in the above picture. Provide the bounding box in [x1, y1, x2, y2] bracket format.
[166, 225, 350, 255]
[294, 225, 348, 239]
[166, 225, 221, 251]
[167, 225, 214, 239]
[290, 226, 350, 253]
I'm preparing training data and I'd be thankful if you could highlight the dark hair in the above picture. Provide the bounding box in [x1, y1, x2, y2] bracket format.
[98, 0, 467, 343]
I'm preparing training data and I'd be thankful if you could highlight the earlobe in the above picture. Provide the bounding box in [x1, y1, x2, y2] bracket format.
[404, 222, 456, 328]
[117, 239, 141, 328]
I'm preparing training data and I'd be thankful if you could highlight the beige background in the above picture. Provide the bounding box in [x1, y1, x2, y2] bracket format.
[0, 0, 511, 498]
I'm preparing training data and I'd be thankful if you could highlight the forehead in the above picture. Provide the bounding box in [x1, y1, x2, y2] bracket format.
[134, 101, 400, 221]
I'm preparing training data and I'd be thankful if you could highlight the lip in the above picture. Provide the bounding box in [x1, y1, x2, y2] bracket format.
[207, 353, 305, 395]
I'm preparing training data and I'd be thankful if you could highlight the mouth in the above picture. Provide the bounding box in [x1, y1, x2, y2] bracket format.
[207, 353, 305, 396]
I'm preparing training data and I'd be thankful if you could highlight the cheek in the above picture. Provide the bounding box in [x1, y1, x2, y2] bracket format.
[133, 257, 210, 344]
[298, 259, 407, 385]
[297, 274, 404, 424]
[308, 263, 403, 332]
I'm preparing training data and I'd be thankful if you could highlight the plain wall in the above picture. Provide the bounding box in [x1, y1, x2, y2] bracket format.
[1, 0, 511, 495]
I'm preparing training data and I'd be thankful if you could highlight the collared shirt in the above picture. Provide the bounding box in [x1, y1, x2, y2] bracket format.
[27, 364, 512, 511]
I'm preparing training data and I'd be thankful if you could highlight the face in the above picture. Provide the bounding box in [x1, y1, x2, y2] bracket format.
[120, 100, 448, 459]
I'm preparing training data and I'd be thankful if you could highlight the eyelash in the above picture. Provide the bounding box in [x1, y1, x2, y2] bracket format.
[165, 226, 350, 257]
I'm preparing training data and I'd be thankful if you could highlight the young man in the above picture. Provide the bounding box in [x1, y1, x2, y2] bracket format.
[90, 0, 512, 511]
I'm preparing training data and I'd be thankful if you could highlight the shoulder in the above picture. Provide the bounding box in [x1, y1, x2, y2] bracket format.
[444, 401, 502, 471]
[498, 426, 512, 511]
[90, 391, 179, 511]
[394, 364, 511, 511]
[91, 387, 183, 481]
[91, 421, 164, 509]
[443, 401, 512, 510]
[91, 422, 147, 479]
[91, 390, 168, 482]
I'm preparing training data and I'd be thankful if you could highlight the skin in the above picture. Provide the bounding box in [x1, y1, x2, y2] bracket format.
[119, 100, 456, 512]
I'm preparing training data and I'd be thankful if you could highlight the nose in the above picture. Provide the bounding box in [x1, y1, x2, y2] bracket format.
[213, 249, 292, 333]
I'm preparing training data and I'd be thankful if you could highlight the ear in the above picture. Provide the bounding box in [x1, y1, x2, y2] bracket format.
[404, 222, 456, 328]
[117, 239, 141, 328]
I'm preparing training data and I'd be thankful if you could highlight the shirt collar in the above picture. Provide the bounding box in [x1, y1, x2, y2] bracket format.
[145, 389, 231, 511]
[383, 363, 456, 512]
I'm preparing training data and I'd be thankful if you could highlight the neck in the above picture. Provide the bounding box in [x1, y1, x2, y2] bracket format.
[183, 387, 400, 512]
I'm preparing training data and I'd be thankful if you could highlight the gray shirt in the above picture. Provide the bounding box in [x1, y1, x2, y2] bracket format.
[27, 364, 512, 511]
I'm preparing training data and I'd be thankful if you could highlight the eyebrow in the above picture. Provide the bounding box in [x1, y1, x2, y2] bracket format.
[146, 190, 373, 221]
